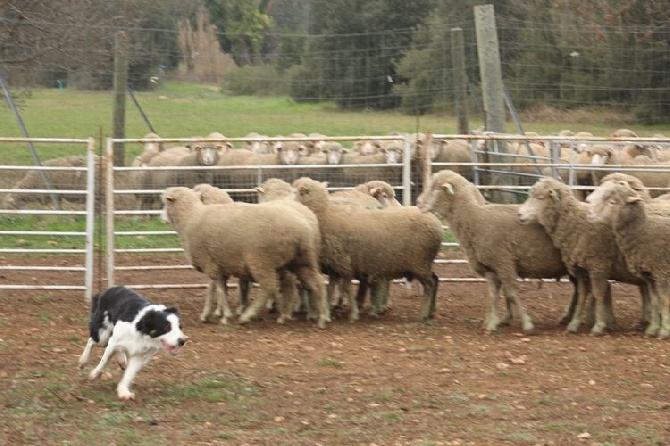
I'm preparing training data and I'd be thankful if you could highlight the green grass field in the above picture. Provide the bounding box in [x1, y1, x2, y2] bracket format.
[2, 79, 669, 165]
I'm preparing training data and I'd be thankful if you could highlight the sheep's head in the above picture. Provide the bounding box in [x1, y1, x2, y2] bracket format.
[323, 142, 345, 165]
[293, 177, 328, 207]
[161, 187, 201, 225]
[278, 142, 301, 165]
[193, 183, 233, 205]
[257, 178, 294, 203]
[585, 180, 643, 225]
[590, 145, 615, 166]
[417, 170, 461, 213]
[518, 178, 564, 225]
[190, 142, 224, 166]
[599, 172, 650, 200]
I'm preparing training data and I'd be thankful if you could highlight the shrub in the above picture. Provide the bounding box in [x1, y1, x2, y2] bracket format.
[221, 65, 285, 96]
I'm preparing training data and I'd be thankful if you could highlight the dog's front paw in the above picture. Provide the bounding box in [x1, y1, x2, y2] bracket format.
[117, 388, 135, 400]
[88, 369, 102, 380]
[78, 358, 88, 369]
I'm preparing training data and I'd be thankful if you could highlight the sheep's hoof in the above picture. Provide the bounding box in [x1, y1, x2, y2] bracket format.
[317, 317, 328, 329]
[644, 325, 660, 338]
[566, 321, 581, 333]
[589, 327, 605, 337]
[658, 328, 670, 339]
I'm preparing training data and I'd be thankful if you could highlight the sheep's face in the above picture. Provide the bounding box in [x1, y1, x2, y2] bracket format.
[193, 143, 222, 166]
[278, 145, 300, 165]
[518, 183, 552, 225]
[585, 181, 641, 225]
[382, 147, 402, 164]
[590, 146, 614, 166]
[324, 145, 344, 165]
[355, 139, 380, 156]
[417, 173, 456, 214]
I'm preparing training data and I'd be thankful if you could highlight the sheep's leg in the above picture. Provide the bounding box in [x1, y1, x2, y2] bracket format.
[236, 278, 251, 316]
[560, 276, 579, 325]
[276, 272, 297, 324]
[347, 278, 365, 322]
[214, 278, 233, 324]
[566, 276, 589, 333]
[655, 280, 670, 339]
[499, 295, 516, 326]
[589, 275, 609, 336]
[483, 272, 503, 332]
[326, 275, 343, 309]
[294, 265, 330, 329]
[239, 270, 279, 324]
[637, 282, 651, 331]
[418, 272, 438, 322]
[603, 281, 617, 330]
[370, 280, 390, 316]
[645, 280, 661, 337]
[200, 279, 218, 322]
[500, 278, 534, 334]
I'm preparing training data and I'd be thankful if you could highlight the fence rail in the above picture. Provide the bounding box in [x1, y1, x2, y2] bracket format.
[3, 133, 670, 298]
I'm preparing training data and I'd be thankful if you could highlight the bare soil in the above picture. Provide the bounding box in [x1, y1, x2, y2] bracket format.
[1, 256, 669, 446]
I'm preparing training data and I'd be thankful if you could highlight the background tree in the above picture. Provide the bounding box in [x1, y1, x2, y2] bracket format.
[288, 0, 438, 109]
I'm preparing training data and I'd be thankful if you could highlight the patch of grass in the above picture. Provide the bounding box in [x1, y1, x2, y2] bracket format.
[318, 357, 342, 368]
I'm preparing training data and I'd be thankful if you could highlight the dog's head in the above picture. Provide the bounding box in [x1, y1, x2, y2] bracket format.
[136, 307, 187, 355]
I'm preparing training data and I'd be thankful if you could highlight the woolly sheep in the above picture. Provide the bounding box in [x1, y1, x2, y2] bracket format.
[417, 169, 571, 334]
[518, 177, 650, 335]
[328, 180, 403, 315]
[162, 186, 329, 328]
[4, 155, 105, 210]
[136, 139, 224, 210]
[293, 177, 442, 322]
[585, 181, 670, 338]
[189, 183, 246, 324]
[255, 178, 328, 320]
[588, 144, 670, 197]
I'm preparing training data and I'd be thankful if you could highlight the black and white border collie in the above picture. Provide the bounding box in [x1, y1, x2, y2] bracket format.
[78, 286, 187, 400]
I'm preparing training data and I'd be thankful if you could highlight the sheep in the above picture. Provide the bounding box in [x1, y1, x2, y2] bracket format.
[4, 155, 105, 210]
[352, 139, 382, 156]
[161, 186, 330, 328]
[189, 183, 246, 324]
[136, 139, 225, 209]
[518, 176, 651, 335]
[214, 141, 303, 199]
[133, 132, 165, 166]
[330, 180, 401, 208]
[328, 180, 403, 315]
[431, 138, 474, 180]
[585, 181, 670, 338]
[417, 169, 571, 334]
[242, 132, 272, 154]
[342, 146, 403, 187]
[293, 176, 442, 322]
[588, 144, 670, 197]
[255, 178, 327, 320]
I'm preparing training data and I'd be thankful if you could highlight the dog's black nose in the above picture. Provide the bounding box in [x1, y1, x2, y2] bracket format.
[178, 338, 186, 346]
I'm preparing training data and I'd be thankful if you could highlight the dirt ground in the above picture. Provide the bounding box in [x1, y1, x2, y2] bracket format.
[1, 257, 670, 446]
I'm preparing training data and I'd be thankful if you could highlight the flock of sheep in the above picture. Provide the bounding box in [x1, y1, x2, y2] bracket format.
[3, 128, 670, 339]
[161, 177, 442, 329]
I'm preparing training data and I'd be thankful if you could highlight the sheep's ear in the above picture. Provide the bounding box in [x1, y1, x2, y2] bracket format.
[194, 191, 202, 201]
[441, 182, 455, 195]
[625, 194, 642, 204]
[549, 189, 560, 202]
[166, 195, 176, 203]
[256, 186, 265, 194]
[369, 187, 382, 198]
[320, 181, 329, 188]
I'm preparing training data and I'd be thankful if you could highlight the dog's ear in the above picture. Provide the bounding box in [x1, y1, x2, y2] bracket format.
[165, 306, 179, 315]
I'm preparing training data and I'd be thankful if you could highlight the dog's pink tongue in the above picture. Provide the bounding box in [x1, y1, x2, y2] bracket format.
[162, 340, 179, 355]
